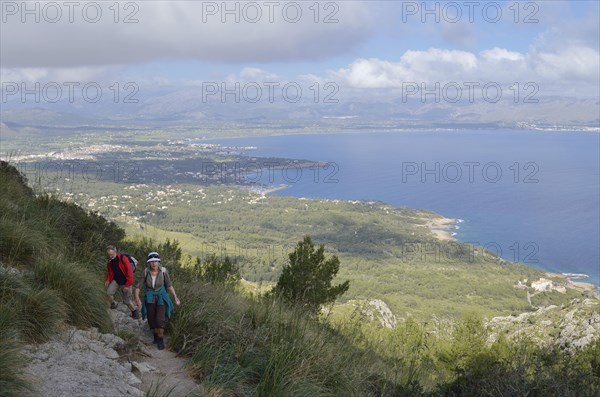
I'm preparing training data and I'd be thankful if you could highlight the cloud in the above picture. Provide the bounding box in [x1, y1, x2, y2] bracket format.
[2, 1, 597, 101]
[531, 46, 599, 81]
[480, 48, 525, 62]
[0, 66, 118, 85]
[441, 20, 475, 47]
[1, 1, 374, 68]
[332, 45, 599, 96]
[334, 49, 480, 88]
[238, 67, 279, 81]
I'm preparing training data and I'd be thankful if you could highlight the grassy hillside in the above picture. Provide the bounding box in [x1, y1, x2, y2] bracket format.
[2, 161, 599, 396]
[8, 133, 589, 322]
[38, 173, 564, 321]
[0, 161, 124, 396]
[123, 237, 600, 396]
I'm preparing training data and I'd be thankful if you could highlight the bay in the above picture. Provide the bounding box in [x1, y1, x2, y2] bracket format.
[203, 130, 600, 286]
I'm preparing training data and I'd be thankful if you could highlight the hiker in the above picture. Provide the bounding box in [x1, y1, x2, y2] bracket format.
[134, 252, 181, 350]
[105, 245, 139, 319]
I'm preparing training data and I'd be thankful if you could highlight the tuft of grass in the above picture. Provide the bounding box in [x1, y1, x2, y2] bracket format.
[33, 259, 112, 332]
[114, 329, 141, 360]
[18, 288, 67, 343]
[0, 271, 66, 343]
[0, 312, 35, 397]
[144, 378, 191, 397]
[0, 217, 44, 266]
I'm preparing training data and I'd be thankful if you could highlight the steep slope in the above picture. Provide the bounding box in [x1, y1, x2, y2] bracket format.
[2, 160, 599, 396]
[0, 161, 200, 396]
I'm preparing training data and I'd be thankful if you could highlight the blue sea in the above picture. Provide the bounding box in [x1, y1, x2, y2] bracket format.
[203, 130, 600, 286]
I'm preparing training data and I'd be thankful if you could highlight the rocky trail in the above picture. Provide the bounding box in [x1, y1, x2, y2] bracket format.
[24, 305, 201, 397]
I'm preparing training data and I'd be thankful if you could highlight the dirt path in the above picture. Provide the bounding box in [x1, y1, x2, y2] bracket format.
[24, 304, 201, 397]
[111, 307, 202, 397]
[137, 331, 200, 396]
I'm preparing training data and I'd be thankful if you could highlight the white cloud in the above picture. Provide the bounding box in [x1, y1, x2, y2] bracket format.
[532, 46, 599, 81]
[334, 49, 480, 88]
[333, 45, 599, 95]
[480, 48, 525, 62]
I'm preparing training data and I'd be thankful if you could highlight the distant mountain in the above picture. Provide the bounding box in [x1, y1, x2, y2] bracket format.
[2, 91, 598, 135]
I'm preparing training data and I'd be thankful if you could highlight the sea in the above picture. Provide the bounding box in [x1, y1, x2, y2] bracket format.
[202, 130, 600, 286]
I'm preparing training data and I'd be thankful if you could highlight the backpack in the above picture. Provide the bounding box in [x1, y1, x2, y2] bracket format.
[119, 253, 138, 273]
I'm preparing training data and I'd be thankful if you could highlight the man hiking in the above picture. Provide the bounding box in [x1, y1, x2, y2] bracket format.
[105, 245, 139, 319]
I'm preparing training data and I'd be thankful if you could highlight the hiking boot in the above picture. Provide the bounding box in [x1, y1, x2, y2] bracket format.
[153, 333, 159, 344]
[157, 337, 165, 350]
[131, 309, 139, 319]
[110, 302, 118, 310]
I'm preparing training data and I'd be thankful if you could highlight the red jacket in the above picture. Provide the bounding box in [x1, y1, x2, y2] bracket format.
[106, 253, 134, 288]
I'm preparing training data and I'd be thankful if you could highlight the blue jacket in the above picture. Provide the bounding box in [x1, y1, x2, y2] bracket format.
[141, 286, 173, 320]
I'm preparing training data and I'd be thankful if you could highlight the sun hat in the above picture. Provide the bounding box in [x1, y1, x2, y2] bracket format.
[146, 252, 161, 263]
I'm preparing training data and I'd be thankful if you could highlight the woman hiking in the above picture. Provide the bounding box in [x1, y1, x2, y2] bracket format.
[134, 252, 181, 350]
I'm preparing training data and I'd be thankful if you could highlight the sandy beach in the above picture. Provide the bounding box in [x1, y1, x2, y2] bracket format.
[425, 217, 461, 241]
[241, 184, 290, 195]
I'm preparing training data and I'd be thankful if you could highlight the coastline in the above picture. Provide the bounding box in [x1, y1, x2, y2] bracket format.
[251, 184, 600, 292]
[425, 217, 462, 241]
[547, 272, 600, 296]
[217, 131, 597, 290]
[197, 127, 600, 142]
[241, 183, 290, 196]
[251, 182, 462, 243]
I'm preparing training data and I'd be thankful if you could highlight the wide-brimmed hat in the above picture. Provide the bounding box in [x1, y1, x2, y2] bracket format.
[146, 252, 161, 263]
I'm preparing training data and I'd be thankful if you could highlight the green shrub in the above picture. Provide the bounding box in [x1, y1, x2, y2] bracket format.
[0, 161, 124, 271]
[35, 195, 124, 262]
[194, 254, 241, 287]
[255, 300, 364, 397]
[434, 319, 600, 397]
[0, 160, 34, 200]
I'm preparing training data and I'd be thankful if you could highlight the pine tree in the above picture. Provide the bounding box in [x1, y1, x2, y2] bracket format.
[273, 236, 349, 314]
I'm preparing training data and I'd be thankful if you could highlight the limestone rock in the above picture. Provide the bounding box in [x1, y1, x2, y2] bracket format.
[24, 326, 144, 397]
[131, 360, 156, 374]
